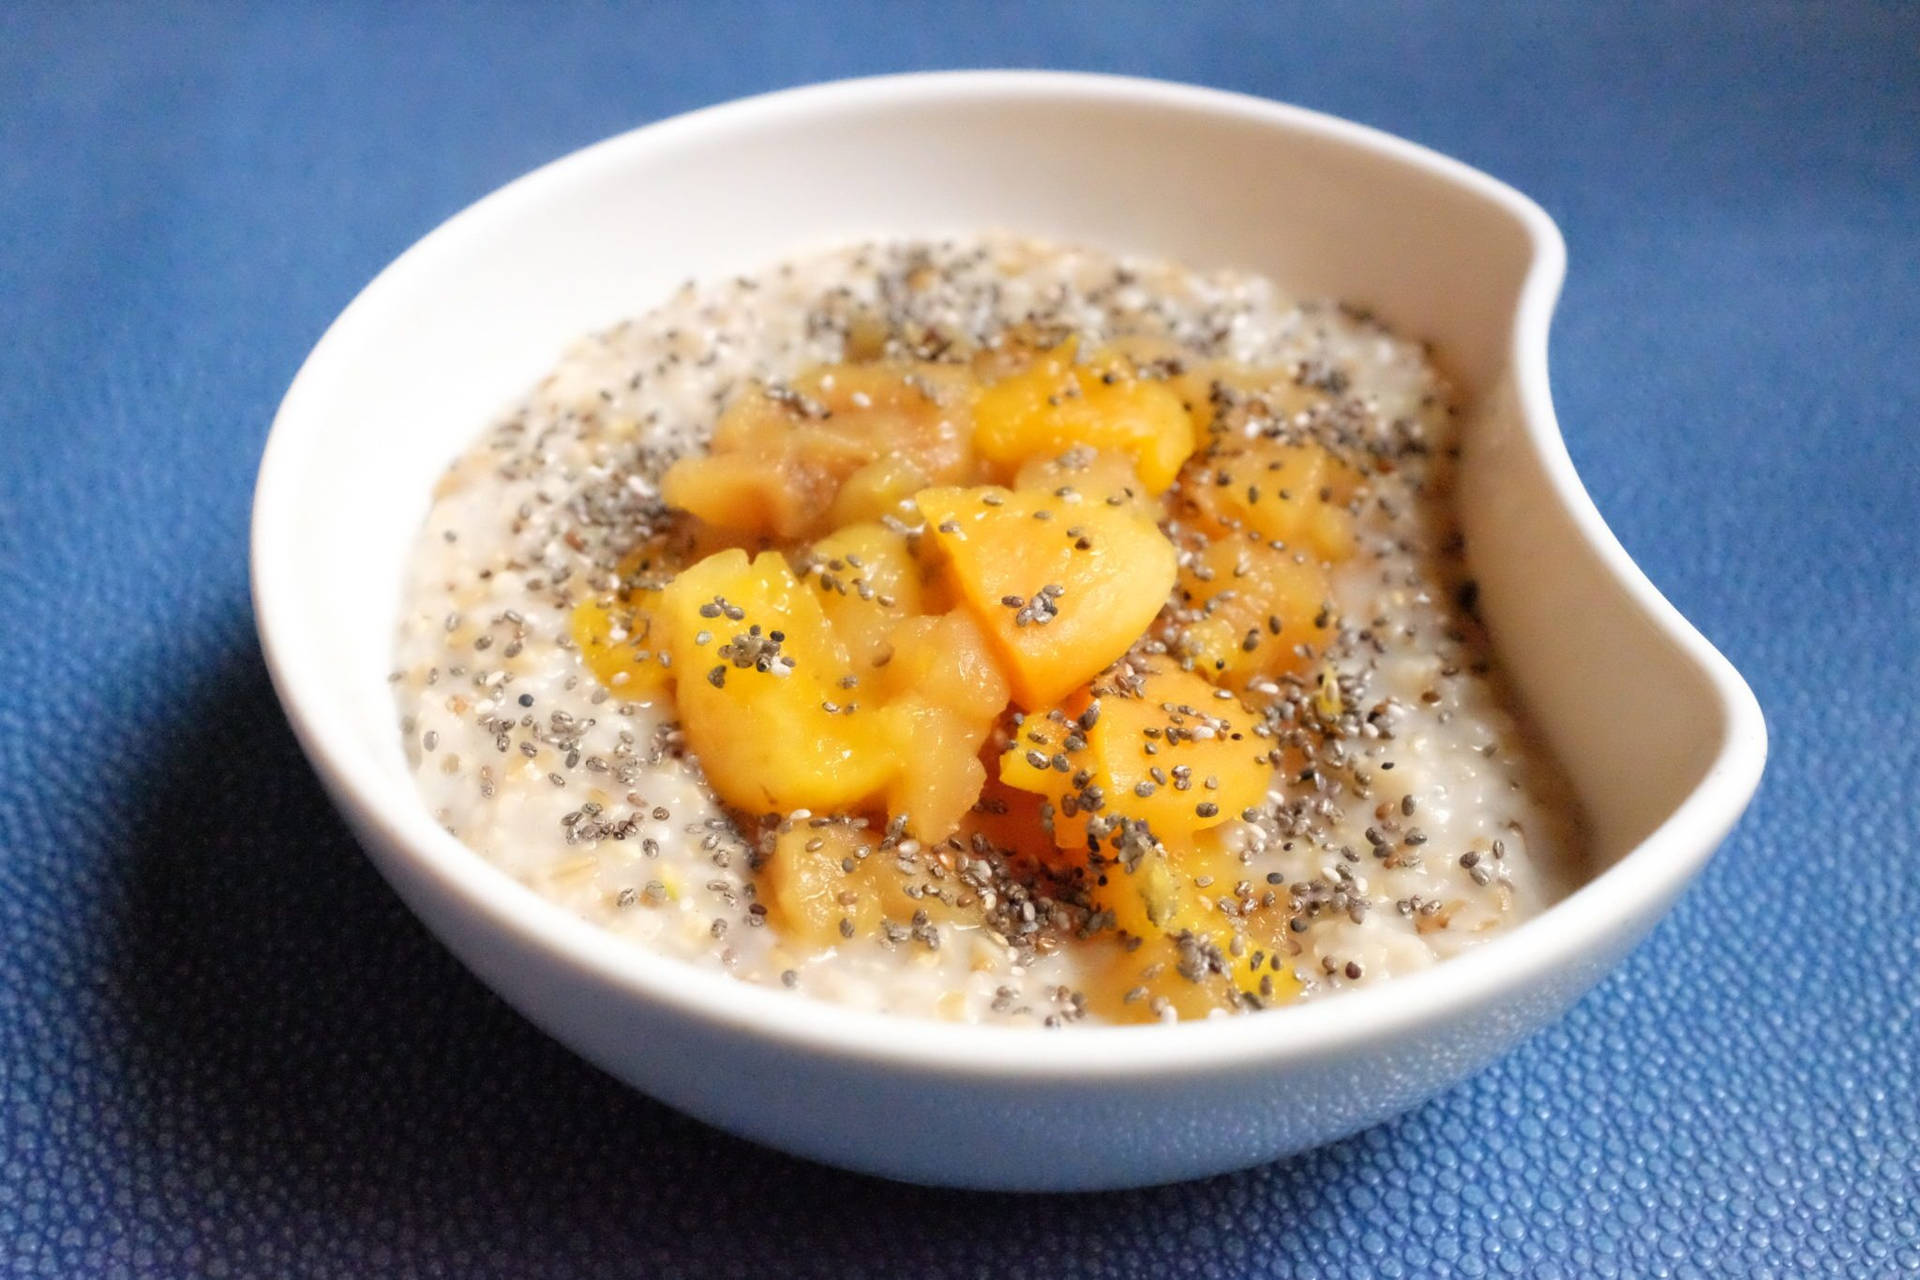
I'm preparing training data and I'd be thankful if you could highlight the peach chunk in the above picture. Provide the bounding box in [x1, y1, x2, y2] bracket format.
[802, 522, 926, 673]
[1171, 534, 1335, 691]
[1012, 447, 1161, 520]
[572, 589, 673, 704]
[1001, 662, 1272, 850]
[658, 452, 814, 544]
[916, 485, 1177, 710]
[1078, 664, 1272, 837]
[877, 611, 1011, 722]
[1094, 830, 1238, 943]
[569, 524, 716, 704]
[760, 819, 964, 950]
[1080, 832, 1304, 1021]
[960, 776, 1076, 877]
[876, 699, 989, 843]
[1092, 335, 1334, 437]
[873, 611, 1011, 840]
[1174, 439, 1359, 562]
[662, 362, 976, 541]
[998, 693, 1096, 853]
[972, 343, 1197, 493]
[825, 454, 932, 528]
[658, 549, 892, 813]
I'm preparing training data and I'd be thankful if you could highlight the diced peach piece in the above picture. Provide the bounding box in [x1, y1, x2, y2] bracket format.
[571, 524, 731, 703]
[999, 696, 1096, 853]
[1082, 829, 1303, 1020]
[658, 549, 892, 813]
[571, 589, 674, 704]
[877, 699, 988, 841]
[1002, 663, 1270, 847]
[659, 452, 821, 543]
[960, 776, 1077, 877]
[972, 343, 1197, 493]
[1093, 337, 1332, 437]
[1082, 664, 1272, 839]
[803, 523, 926, 673]
[878, 611, 1010, 720]
[1072, 935, 1221, 1023]
[1171, 535, 1335, 690]
[826, 454, 932, 528]
[1012, 448, 1160, 519]
[1076, 918, 1304, 1023]
[791, 362, 979, 497]
[1094, 826, 1241, 939]
[1174, 438, 1359, 562]
[796, 361, 976, 442]
[873, 612, 1010, 840]
[760, 819, 964, 950]
[663, 362, 977, 541]
[916, 485, 1177, 710]
[760, 821, 871, 949]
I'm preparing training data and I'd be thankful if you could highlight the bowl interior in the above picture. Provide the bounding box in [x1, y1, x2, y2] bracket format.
[257, 74, 1755, 1025]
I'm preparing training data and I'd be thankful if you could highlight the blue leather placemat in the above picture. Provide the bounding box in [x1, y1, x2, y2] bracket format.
[3, 3, 1915, 1276]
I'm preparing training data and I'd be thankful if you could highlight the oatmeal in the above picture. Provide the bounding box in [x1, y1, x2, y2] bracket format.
[391, 236, 1578, 1024]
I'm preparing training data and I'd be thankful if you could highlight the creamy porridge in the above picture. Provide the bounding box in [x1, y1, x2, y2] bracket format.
[392, 236, 1579, 1025]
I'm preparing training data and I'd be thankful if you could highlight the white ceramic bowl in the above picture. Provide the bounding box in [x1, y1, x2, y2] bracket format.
[252, 71, 1766, 1190]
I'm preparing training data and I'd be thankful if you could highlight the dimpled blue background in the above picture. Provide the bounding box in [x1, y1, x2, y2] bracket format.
[2, 2, 1916, 1276]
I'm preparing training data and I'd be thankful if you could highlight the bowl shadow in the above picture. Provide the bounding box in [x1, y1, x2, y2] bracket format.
[106, 637, 1401, 1273]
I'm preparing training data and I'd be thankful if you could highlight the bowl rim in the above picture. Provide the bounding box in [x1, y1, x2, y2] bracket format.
[252, 69, 1768, 1078]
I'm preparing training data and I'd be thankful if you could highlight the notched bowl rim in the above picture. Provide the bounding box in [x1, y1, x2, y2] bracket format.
[252, 70, 1768, 1080]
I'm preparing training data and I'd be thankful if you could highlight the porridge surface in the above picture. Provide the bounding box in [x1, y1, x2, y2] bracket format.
[392, 236, 1578, 1025]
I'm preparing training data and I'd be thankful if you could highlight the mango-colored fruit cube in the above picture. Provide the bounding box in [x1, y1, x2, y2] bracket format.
[760, 819, 964, 950]
[1174, 438, 1359, 562]
[802, 522, 925, 673]
[1081, 664, 1272, 838]
[662, 362, 976, 541]
[877, 610, 1010, 722]
[916, 485, 1177, 710]
[972, 343, 1197, 493]
[1091, 335, 1332, 438]
[872, 611, 1010, 840]
[1002, 662, 1271, 851]
[1012, 447, 1161, 520]
[998, 693, 1096, 852]
[877, 698, 988, 842]
[1171, 534, 1335, 690]
[658, 452, 822, 544]
[1085, 825, 1303, 1019]
[658, 549, 892, 813]
[960, 775, 1078, 877]
[825, 454, 932, 528]
[572, 589, 674, 704]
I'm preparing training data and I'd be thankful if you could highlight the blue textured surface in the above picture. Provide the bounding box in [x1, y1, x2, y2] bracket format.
[3, 2, 1916, 1275]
